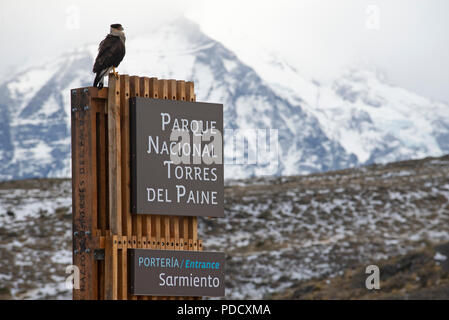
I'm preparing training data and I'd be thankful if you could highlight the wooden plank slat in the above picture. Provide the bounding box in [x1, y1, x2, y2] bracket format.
[131, 235, 138, 300]
[121, 235, 128, 300]
[113, 235, 118, 300]
[97, 102, 107, 236]
[139, 235, 149, 301]
[146, 212, 152, 241]
[176, 80, 186, 101]
[130, 76, 140, 97]
[89, 96, 99, 237]
[186, 81, 194, 102]
[117, 249, 122, 299]
[164, 216, 170, 250]
[168, 79, 180, 256]
[98, 260, 105, 300]
[140, 77, 150, 98]
[139, 77, 152, 246]
[120, 75, 132, 237]
[89, 95, 102, 300]
[159, 79, 168, 100]
[190, 81, 201, 300]
[155, 216, 161, 249]
[168, 79, 177, 100]
[149, 77, 158, 98]
[151, 79, 162, 258]
[175, 81, 190, 255]
[159, 79, 171, 256]
[107, 74, 122, 235]
[129, 76, 142, 238]
[139, 78, 158, 300]
[105, 235, 118, 299]
[184, 82, 198, 248]
[190, 83, 198, 245]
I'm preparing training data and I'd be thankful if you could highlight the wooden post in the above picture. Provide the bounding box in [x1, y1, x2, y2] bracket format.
[71, 75, 202, 300]
[71, 87, 108, 300]
[71, 88, 96, 300]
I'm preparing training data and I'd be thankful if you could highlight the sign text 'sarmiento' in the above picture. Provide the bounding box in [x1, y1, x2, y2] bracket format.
[128, 249, 225, 296]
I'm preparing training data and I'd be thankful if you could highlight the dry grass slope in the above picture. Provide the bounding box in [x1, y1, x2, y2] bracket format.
[0, 155, 448, 299]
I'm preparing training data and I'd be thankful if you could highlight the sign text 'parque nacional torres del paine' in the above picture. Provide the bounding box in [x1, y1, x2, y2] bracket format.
[128, 249, 225, 296]
[130, 97, 224, 217]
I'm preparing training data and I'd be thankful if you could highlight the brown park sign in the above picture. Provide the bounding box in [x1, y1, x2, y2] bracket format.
[130, 97, 224, 217]
[128, 249, 225, 296]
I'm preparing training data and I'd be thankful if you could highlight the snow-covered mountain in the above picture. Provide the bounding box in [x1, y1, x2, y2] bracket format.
[0, 17, 448, 180]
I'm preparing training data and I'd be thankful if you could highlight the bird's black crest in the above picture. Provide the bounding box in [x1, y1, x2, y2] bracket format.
[111, 24, 123, 29]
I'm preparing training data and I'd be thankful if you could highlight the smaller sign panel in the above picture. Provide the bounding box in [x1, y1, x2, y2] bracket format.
[128, 249, 225, 297]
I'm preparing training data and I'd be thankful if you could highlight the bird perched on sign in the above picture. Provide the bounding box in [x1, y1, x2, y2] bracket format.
[92, 24, 126, 89]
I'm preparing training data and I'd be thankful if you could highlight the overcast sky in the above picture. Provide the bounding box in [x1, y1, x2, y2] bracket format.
[1, 0, 448, 103]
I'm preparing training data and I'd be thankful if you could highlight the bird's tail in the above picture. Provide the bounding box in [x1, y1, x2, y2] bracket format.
[93, 72, 103, 89]
[93, 68, 109, 89]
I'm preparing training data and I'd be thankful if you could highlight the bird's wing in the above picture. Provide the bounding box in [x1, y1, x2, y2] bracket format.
[92, 35, 125, 73]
